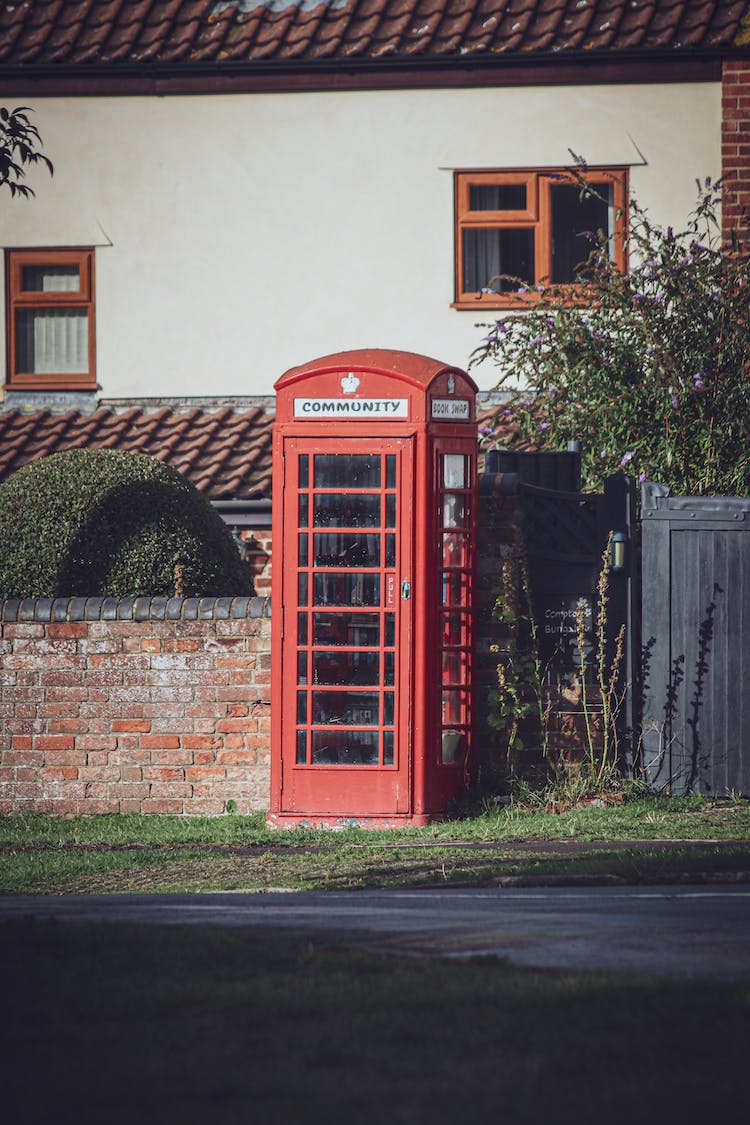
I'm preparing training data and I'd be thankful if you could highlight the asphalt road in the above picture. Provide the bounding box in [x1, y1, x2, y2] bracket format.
[3, 884, 750, 978]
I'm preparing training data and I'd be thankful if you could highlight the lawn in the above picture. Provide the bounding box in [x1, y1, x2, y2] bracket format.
[2, 794, 750, 894]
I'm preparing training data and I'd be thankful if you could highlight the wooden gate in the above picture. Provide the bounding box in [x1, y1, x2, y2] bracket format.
[641, 484, 750, 795]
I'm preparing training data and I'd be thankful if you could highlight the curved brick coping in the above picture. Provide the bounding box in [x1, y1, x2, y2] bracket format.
[0, 595, 271, 622]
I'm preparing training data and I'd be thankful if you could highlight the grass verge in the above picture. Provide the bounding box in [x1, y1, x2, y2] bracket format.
[2, 794, 750, 894]
[2, 919, 748, 1125]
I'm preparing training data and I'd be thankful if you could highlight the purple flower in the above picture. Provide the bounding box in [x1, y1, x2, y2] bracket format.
[517, 287, 528, 295]
[479, 425, 494, 436]
[693, 371, 706, 391]
[619, 451, 635, 468]
[671, 395, 679, 408]
[633, 294, 646, 303]
[548, 385, 558, 397]
[538, 422, 550, 431]
[529, 335, 543, 346]
[639, 472, 647, 483]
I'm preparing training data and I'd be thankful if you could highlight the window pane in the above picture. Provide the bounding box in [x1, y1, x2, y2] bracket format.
[296, 730, 307, 764]
[313, 691, 379, 726]
[383, 731, 394, 765]
[551, 182, 612, 283]
[22, 265, 80, 292]
[314, 455, 380, 489]
[443, 494, 465, 529]
[463, 228, 534, 292]
[16, 309, 88, 374]
[299, 455, 309, 489]
[314, 494, 380, 528]
[314, 573, 380, 606]
[314, 533, 379, 567]
[298, 533, 308, 566]
[313, 613, 379, 646]
[443, 454, 465, 488]
[312, 731, 378, 765]
[312, 650, 379, 686]
[469, 183, 526, 211]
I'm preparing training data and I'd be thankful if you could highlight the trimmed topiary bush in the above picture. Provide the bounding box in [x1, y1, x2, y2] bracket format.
[0, 449, 251, 597]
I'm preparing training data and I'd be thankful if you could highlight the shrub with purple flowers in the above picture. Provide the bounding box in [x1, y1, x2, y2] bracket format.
[471, 177, 750, 495]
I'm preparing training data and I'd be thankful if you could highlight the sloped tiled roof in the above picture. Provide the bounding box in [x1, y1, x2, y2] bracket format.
[0, 403, 275, 500]
[0, 0, 748, 70]
[0, 397, 530, 500]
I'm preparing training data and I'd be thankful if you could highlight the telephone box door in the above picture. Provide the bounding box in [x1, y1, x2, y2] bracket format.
[279, 437, 414, 817]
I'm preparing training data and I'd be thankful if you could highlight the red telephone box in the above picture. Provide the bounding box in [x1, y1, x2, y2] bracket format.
[268, 349, 477, 827]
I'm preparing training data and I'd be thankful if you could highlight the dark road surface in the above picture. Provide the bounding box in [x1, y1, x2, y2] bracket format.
[3, 884, 750, 977]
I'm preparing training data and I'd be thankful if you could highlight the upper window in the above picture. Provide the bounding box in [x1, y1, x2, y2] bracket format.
[454, 168, 628, 308]
[5, 248, 95, 390]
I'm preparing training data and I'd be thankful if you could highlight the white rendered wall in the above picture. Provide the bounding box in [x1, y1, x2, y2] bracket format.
[0, 82, 720, 397]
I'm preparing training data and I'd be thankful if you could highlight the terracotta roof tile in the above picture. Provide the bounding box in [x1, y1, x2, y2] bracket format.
[0, 0, 747, 69]
[0, 404, 275, 500]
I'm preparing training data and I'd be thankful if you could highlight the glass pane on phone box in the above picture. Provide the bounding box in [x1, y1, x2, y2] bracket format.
[314, 455, 380, 489]
[297, 691, 307, 723]
[313, 613, 379, 646]
[385, 494, 396, 528]
[442, 571, 467, 606]
[441, 730, 465, 765]
[442, 651, 466, 684]
[313, 692, 379, 725]
[443, 612, 466, 646]
[312, 731, 379, 765]
[314, 493, 380, 528]
[298, 494, 309, 528]
[314, 573, 380, 606]
[383, 731, 394, 765]
[314, 533, 379, 568]
[442, 532, 465, 566]
[442, 690, 465, 725]
[386, 455, 396, 489]
[297, 652, 308, 684]
[385, 651, 394, 686]
[313, 650, 379, 685]
[385, 614, 395, 647]
[296, 730, 307, 764]
[298, 455, 309, 489]
[443, 454, 465, 488]
[298, 533, 308, 566]
[298, 572, 308, 605]
[443, 494, 464, 528]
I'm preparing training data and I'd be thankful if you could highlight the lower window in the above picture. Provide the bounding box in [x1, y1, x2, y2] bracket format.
[5, 248, 95, 390]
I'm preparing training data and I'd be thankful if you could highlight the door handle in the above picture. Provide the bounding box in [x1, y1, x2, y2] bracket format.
[401, 579, 411, 601]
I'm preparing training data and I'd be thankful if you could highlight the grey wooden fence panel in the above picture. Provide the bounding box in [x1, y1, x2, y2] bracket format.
[641, 485, 750, 795]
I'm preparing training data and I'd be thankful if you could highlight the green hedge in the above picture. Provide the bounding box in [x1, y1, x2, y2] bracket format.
[0, 449, 251, 597]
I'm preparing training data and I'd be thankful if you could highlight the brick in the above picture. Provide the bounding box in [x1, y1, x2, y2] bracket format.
[194, 750, 217, 764]
[48, 719, 88, 734]
[148, 783, 191, 798]
[140, 799, 184, 814]
[217, 749, 258, 765]
[76, 736, 118, 752]
[3, 624, 44, 639]
[140, 736, 181, 750]
[2, 750, 43, 767]
[112, 720, 152, 733]
[47, 623, 89, 639]
[41, 750, 86, 766]
[185, 799, 225, 815]
[141, 638, 161, 652]
[186, 766, 227, 781]
[43, 767, 80, 781]
[182, 736, 222, 750]
[216, 718, 255, 733]
[120, 798, 145, 813]
[35, 736, 75, 751]
[142, 767, 185, 781]
[10, 737, 33, 751]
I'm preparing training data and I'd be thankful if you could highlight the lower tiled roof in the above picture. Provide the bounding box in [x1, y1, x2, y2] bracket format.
[0, 1, 747, 70]
[0, 395, 528, 501]
[0, 401, 275, 500]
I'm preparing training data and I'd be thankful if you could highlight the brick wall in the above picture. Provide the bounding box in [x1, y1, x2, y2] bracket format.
[0, 597, 271, 816]
[722, 59, 750, 247]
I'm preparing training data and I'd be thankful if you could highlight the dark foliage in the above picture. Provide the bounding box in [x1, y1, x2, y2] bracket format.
[0, 449, 250, 597]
